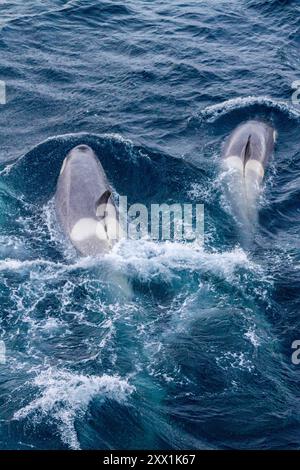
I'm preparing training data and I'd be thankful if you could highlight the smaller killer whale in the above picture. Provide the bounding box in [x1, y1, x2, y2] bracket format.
[221, 120, 276, 246]
[55, 144, 123, 256]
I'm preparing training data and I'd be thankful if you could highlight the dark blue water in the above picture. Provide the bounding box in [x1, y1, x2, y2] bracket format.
[0, 0, 300, 450]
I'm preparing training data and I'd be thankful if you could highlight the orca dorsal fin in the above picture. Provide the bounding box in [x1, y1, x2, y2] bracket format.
[243, 134, 252, 165]
[95, 189, 112, 218]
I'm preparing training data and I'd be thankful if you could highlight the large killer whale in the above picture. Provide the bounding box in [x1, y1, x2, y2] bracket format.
[55, 144, 123, 256]
[221, 120, 276, 246]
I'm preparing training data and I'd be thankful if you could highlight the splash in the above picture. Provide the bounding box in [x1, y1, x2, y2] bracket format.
[14, 368, 135, 449]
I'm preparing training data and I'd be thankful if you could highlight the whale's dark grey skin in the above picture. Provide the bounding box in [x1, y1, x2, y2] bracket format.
[221, 121, 276, 246]
[55, 144, 122, 256]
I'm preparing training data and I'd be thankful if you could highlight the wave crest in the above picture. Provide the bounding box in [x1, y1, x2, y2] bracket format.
[14, 368, 135, 449]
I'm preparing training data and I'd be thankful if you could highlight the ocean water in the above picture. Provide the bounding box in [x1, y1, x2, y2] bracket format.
[0, 0, 300, 450]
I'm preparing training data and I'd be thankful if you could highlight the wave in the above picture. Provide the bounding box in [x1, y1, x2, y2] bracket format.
[13, 367, 135, 450]
[197, 96, 300, 123]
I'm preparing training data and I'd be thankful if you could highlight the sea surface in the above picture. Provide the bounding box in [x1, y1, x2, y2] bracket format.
[0, 0, 300, 450]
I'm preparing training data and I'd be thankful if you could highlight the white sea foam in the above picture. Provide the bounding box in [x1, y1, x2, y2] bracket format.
[187, 182, 215, 203]
[106, 239, 257, 283]
[244, 327, 261, 348]
[14, 368, 135, 449]
[0, 237, 257, 287]
[0, 160, 18, 176]
[0, 258, 56, 271]
[216, 351, 255, 373]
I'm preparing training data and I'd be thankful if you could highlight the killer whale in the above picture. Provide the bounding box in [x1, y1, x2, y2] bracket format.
[221, 120, 276, 246]
[222, 120, 275, 181]
[55, 144, 123, 256]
